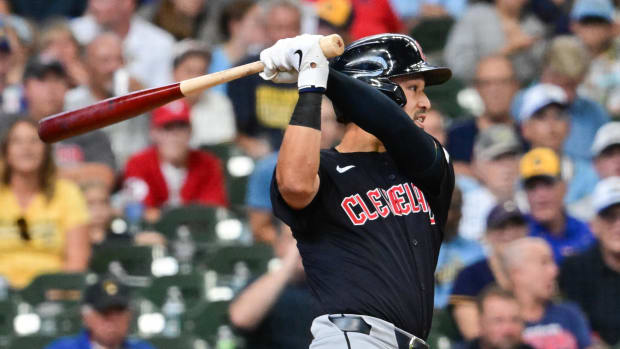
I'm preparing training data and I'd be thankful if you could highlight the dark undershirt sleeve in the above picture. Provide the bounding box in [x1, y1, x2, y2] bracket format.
[325, 68, 445, 194]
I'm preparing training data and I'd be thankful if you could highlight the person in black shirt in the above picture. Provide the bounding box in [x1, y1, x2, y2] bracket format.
[559, 177, 620, 346]
[259, 33, 454, 348]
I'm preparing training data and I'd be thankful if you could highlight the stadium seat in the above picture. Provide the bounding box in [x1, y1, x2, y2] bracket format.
[147, 336, 209, 349]
[201, 143, 255, 210]
[154, 205, 231, 244]
[138, 273, 207, 309]
[18, 272, 87, 305]
[0, 301, 14, 344]
[427, 308, 463, 349]
[199, 243, 274, 277]
[89, 244, 159, 277]
[8, 335, 56, 349]
[184, 300, 231, 343]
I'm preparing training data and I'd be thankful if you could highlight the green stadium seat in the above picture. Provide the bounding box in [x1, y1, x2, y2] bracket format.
[153, 205, 233, 245]
[0, 301, 14, 340]
[427, 308, 462, 349]
[199, 243, 274, 277]
[8, 335, 56, 349]
[147, 336, 209, 349]
[184, 301, 231, 343]
[89, 244, 159, 277]
[18, 273, 87, 305]
[138, 273, 207, 309]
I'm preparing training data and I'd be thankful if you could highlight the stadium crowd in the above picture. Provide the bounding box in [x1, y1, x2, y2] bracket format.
[0, 0, 619, 348]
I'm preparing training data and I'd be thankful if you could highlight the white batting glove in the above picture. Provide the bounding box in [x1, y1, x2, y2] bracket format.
[259, 34, 329, 91]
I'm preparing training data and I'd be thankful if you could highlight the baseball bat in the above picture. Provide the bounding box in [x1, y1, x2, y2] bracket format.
[38, 34, 345, 143]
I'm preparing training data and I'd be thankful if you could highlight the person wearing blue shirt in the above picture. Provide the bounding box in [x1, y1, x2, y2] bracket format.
[503, 237, 592, 349]
[389, 0, 468, 20]
[46, 277, 154, 349]
[246, 151, 279, 243]
[519, 148, 595, 264]
[435, 187, 484, 308]
[511, 36, 610, 162]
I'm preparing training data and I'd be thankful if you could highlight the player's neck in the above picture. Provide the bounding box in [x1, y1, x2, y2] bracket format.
[335, 124, 385, 153]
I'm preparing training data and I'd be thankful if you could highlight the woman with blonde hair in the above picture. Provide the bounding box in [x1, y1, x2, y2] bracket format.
[0, 118, 90, 289]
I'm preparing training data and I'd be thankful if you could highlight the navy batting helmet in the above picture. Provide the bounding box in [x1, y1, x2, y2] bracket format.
[331, 33, 451, 107]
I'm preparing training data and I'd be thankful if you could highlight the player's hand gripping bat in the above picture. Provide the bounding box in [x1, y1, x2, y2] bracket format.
[38, 34, 344, 143]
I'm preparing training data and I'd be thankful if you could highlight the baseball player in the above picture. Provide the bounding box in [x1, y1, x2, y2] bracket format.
[260, 33, 455, 349]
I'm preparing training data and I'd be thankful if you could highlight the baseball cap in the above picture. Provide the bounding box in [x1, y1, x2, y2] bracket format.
[518, 83, 568, 122]
[83, 277, 130, 312]
[571, 0, 614, 22]
[172, 39, 211, 69]
[520, 147, 562, 181]
[316, 0, 353, 31]
[473, 125, 522, 161]
[152, 100, 191, 128]
[486, 200, 526, 230]
[591, 122, 620, 157]
[593, 177, 620, 214]
[23, 56, 67, 81]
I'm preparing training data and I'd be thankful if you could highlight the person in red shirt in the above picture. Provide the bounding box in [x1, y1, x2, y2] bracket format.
[123, 100, 228, 222]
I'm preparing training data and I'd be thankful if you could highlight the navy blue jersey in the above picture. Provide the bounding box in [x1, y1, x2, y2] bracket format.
[271, 144, 454, 339]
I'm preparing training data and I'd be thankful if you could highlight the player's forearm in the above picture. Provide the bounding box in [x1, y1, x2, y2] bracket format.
[228, 265, 292, 330]
[275, 92, 322, 209]
[325, 69, 439, 177]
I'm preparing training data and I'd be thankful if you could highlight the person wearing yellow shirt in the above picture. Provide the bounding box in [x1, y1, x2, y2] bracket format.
[0, 118, 90, 289]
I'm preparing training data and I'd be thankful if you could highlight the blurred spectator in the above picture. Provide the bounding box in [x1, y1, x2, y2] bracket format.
[502, 237, 592, 349]
[46, 277, 154, 349]
[512, 35, 610, 161]
[444, 0, 547, 84]
[80, 180, 114, 245]
[560, 177, 620, 347]
[38, 19, 89, 87]
[229, 222, 317, 349]
[349, 0, 402, 41]
[517, 83, 598, 204]
[123, 100, 228, 223]
[314, 0, 353, 44]
[208, 0, 266, 95]
[64, 32, 148, 167]
[434, 187, 484, 308]
[171, 39, 236, 147]
[423, 109, 446, 145]
[451, 200, 528, 340]
[571, 0, 620, 118]
[458, 125, 522, 240]
[0, 118, 90, 289]
[227, 0, 302, 157]
[389, 0, 467, 23]
[528, 0, 572, 35]
[569, 122, 620, 220]
[520, 148, 595, 263]
[141, 0, 208, 40]
[464, 285, 535, 349]
[71, 0, 175, 88]
[447, 55, 520, 176]
[7, 0, 86, 22]
[22, 56, 117, 189]
[0, 20, 22, 116]
[246, 97, 342, 244]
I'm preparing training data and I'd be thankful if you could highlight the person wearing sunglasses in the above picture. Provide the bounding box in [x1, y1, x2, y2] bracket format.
[0, 118, 90, 289]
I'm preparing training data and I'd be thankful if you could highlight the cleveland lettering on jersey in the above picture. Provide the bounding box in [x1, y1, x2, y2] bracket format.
[340, 182, 436, 226]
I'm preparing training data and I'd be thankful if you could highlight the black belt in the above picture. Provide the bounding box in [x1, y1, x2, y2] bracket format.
[328, 315, 429, 349]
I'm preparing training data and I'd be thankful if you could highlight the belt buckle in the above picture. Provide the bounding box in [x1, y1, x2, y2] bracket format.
[409, 337, 428, 349]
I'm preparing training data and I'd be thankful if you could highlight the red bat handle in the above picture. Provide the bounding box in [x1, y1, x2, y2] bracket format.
[38, 83, 184, 143]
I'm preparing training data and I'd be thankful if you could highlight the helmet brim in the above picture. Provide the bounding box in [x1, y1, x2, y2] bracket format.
[391, 63, 452, 86]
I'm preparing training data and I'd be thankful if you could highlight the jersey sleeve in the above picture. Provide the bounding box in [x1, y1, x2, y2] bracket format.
[270, 154, 329, 233]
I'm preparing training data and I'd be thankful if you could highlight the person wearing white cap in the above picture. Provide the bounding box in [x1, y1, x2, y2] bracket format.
[568, 122, 620, 221]
[560, 177, 620, 347]
[511, 36, 610, 162]
[518, 83, 599, 205]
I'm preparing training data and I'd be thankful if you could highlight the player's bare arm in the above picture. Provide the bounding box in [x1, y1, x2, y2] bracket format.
[259, 35, 329, 209]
